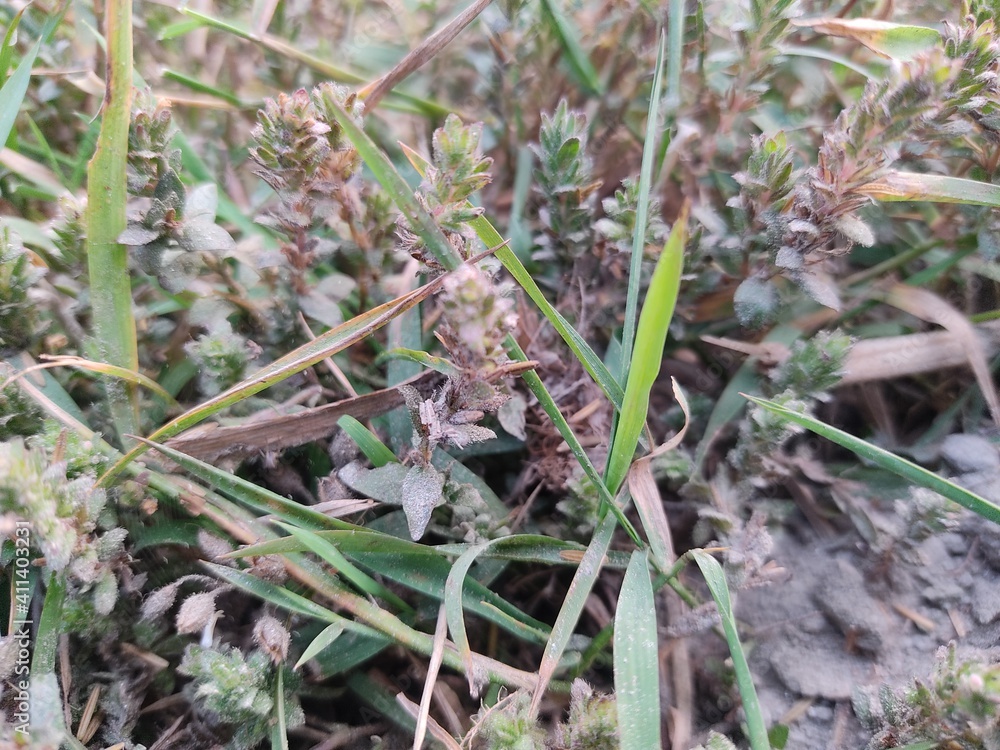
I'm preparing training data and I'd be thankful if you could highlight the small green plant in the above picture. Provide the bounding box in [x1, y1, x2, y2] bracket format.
[855, 643, 1000, 748]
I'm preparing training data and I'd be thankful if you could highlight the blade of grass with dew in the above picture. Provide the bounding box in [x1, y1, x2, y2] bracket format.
[605, 202, 688, 494]
[615, 550, 661, 750]
[337, 415, 398, 467]
[692, 550, 769, 750]
[99, 278, 445, 484]
[539, 0, 602, 95]
[86, 0, 139, 449]
[272, 521, 413, 614]
[620, 32, 667, 385]
[744, 395, 1000, 525]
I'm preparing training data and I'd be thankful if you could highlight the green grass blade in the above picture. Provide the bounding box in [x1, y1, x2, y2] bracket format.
[99, 279, 443, 484]
[30, 573, 65, 676]
[205, 561, 364, 626]
[621, 32, 667, 385]
[539, 0, 602, 95]
[131, 437, 354, 531]
[337, 415, 398, 467]
[270, 666, 289, 750]
[0, 5, 27, 86]
[229, 531, 553, 643]
[692, 551, 769, 750]
[296, 622, 345, 669]
[469, 214, 625, 411]
[273, 520, 413, 613]
[744, 394, 1000, 525]
[86, 0, 139, 449]
[605, 203, 688, 494]
[615, 550, 661, 750]
[0, 9, 64, 148]
[327, 98, 461, 272]
[161, 68, 244, 107]
[666, 0, 684, 105]
[529, 510, 618, 718]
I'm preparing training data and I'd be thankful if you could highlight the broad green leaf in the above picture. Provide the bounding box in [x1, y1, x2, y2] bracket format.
[605, 203, 688, 494]
[744, 394, 1000, 525]
[693, 551, 769, 750]
[861, 171, 1000, 207]
[615, 550, 661, 750]
[792, 17, 940, 61]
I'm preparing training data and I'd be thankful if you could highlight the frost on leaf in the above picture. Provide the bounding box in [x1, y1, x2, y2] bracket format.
[402, 464, 446, 540]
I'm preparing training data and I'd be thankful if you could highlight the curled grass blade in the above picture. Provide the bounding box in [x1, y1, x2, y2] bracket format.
[615, 550, 661, 750]
[744, 394, 1000, 525]
[0, 5, 27, 86]
[2, 355, 176, 406]
[692, 551, 769, 750]
[605, 202, 688, 495]
[99, 279, 443, 485]
[337, 415, 398, 467]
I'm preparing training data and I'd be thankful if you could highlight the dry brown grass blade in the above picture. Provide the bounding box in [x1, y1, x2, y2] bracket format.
[884, 283, 1000, 425]
[411, 605, 451, 750]
[164, 369, 443, 462]
[397, 691, 462, 750]
[627, 377, 690, 572]
[358, 0, 494, 111]
[841, 320, 1000, 384]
